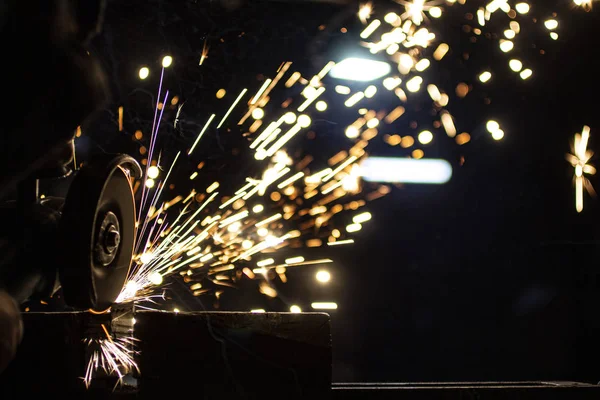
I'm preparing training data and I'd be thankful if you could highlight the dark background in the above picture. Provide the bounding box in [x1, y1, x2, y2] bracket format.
[76, 0, 600, 383]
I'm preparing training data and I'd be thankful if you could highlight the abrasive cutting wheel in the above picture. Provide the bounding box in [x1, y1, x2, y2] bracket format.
[58, 155, 141, 311]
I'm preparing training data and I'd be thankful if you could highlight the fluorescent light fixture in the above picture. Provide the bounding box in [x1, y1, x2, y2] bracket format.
[359, 157, 452, 184]
[329, 57, 391, 82]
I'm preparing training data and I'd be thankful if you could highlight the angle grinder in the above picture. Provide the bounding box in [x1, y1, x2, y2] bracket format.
[0, 140, 140, 312]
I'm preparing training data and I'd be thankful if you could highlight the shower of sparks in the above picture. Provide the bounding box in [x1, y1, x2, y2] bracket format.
[83, 0, 597, 388]
[114, 49, 391, 305]
[83, 332, 139, 389]
[348, 0, 596, 158]
[566, 126, 596, 213]
[117, 0, 594, 302]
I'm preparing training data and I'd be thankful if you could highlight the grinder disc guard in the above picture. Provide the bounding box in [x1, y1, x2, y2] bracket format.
[58, 155, 139, 311]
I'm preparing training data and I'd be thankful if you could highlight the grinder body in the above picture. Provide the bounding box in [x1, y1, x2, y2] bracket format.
[0, 148, 141, 311]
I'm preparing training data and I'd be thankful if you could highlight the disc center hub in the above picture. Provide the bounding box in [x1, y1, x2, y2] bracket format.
[95, 211, 121, 266]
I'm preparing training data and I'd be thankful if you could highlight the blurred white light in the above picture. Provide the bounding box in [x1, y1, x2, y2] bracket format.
[149, 272, 163, 285]
[297, 114, 311, 128]
[315, 101, 328, 111]
[499, 40, 514, 52]
[360, 157, 452, 184]
[139, 254, 153, 268]
[138, 67, 150, 80]
[515, 2, 530, 13]
[311, 302, 338, 310]
[145, 179, 155, 188]
[509, 59, 523, 72]
[520, 69, 533, 80]
[384, 12, 399, 24]
[252, 108, 265, 119]
[162, 55, 173, 68]
[429, 7, 442, 18]
[486, 120, 500, 133]
[290, 305, 302, 313]
[251, 309, 266, 313]
[147, 165, 160, 179]
[366, 118, 379, 128]
[346, 223, 362, 233]
[228, 221, 242, 233]
[283, 112, 297, 124]
[353, 212, 372, 224]
[418, 130, 433, 144]
[329, 57, 391, 82]
[479, 71, 492, 83]
[316, 270, 331, 283]
[364, 85, 377, 98]
[492, 129, 505, 140]
[544, 19, 558, 30]
[345, 126, 360, 139]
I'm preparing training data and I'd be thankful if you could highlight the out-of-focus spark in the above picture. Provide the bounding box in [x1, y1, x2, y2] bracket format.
[139, 67, 149, 80]
[118, 106, 124, 131]
[358, 2, 373, 24]
[574, 0, 593, 11]
[162, 56, 173, 68]
[566, 125, 596, 213]
[311, 302, 338, 310]
[327, 239, 355, 246]
[315, 270, 331, 283]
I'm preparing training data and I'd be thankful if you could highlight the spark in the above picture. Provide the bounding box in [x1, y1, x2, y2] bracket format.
[217, 88, 248, 128]
[199, 39, 210, 65]
[89, 0, 594, 387]
[188, 114, 216, 155]
[251, 79, 272, 105]
[573, 0, 593, 11]
[566, 126, 596, 213]
[358, 2, 373, 24]
[83, 324, 139, 389]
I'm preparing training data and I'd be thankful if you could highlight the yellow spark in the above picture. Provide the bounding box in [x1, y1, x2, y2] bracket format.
[251, 79, 272, 105]
[217, 88, 248, 128]
[316, 270, 331, 283]
[162, 56, 173, 68]
[327, 239, 355, 246]
[479, 71, 492, 83]
[515, 2, 530, 13]
[566, 126, 596, 213]
[118, 106, 123, 131]
[199, 39, 210, 65]
[188, 114, 216, 155]
[574, 0, 593, 11]
[139, 67, 149, 79]
[311, 302, 338, 310]
[358, 2, 373, 24]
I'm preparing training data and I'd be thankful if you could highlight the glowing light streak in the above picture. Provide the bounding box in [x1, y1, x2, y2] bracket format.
[217, 89, 247, 128]
[188, 114, 216, 155]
